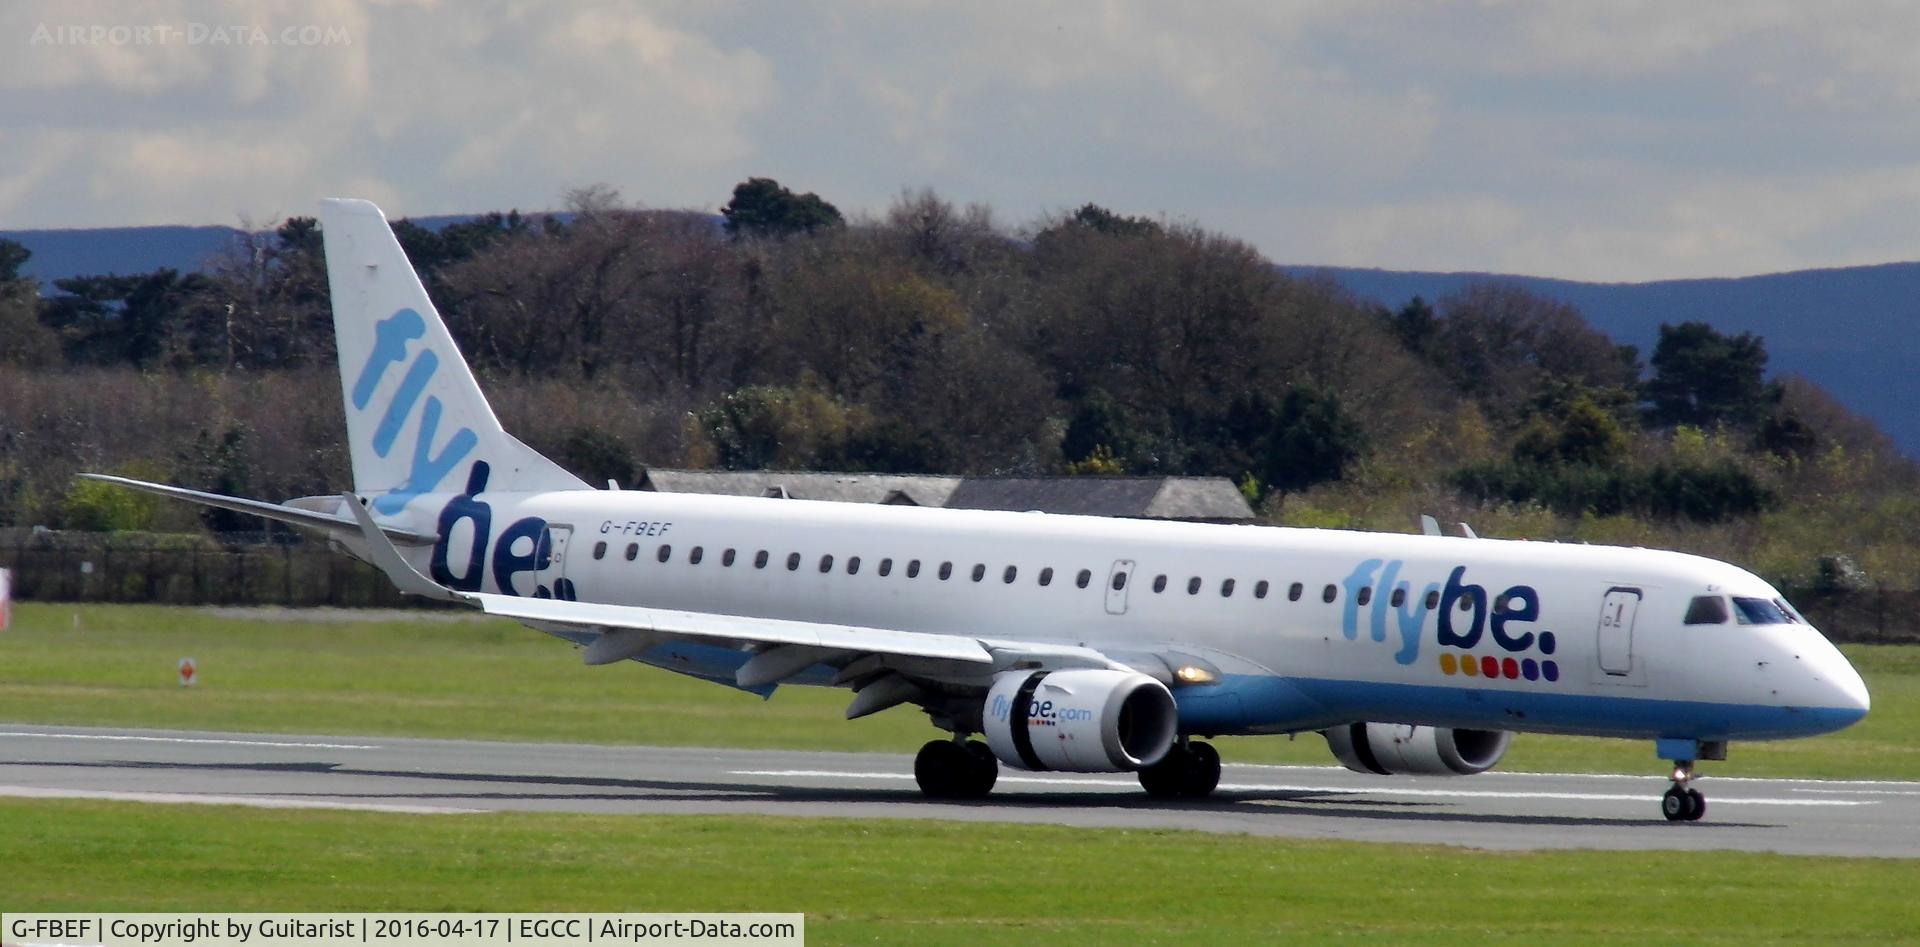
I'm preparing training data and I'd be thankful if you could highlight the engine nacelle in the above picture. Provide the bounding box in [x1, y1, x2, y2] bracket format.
[983, 669, 1177, 772]
[1322, 722, 1511, 776]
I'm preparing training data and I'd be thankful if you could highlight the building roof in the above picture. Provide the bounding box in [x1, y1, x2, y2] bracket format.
[639, 468, 1254, 521]
[636, 469, 963, 507]
[943, 477, 1254, 521]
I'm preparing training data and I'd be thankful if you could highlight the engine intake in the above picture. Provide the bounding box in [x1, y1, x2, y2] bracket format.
[1323, 722, 1511, 776]
[983, 669, 1177, 772]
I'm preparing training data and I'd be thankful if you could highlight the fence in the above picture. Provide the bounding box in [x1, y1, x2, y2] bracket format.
[0, 530, 1914, 642]
[0, 531, 434, 609]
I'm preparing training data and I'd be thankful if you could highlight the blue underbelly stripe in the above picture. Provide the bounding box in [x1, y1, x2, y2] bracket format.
[1179, 674, 1865, 741]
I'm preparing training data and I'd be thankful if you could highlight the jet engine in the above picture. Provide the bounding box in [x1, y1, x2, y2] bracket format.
[1322, 722, 1511, 776]
[982, 669, 1177, 772]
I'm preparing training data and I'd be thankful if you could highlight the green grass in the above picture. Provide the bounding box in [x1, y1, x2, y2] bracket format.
[0, 603, 1913, 779]
[2, 799, 1915, 943]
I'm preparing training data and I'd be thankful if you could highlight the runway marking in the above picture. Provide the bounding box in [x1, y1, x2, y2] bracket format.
[1225, 762, 1920, 788]
[732, 770, 1873, 807]
[0, 784, 479, 814]
[0, 731, 379, 750]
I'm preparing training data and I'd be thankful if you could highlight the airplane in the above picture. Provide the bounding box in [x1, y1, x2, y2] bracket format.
[84, 198, 1871, 823]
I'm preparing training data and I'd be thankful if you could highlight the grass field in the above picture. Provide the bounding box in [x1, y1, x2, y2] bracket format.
[4, 799, 1917, 943]
[1, 603, 1911, 779]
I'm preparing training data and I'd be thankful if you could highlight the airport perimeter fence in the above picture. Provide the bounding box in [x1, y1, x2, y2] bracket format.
[0, 529, 1915, 641]
[0, 529, 433, 610]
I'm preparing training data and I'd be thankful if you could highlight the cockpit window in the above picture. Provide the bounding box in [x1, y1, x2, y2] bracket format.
[1773, 598, 1804, 624]
[1684, 595, 1729, 625]
[1731, 596, 1791, 625]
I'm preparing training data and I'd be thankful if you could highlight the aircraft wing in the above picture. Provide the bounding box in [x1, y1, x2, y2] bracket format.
[472, 593, 995, 665]
[337, 491, 1125, 710]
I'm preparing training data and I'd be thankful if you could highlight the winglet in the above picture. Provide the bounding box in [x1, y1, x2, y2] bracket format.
[342, 492, 465, 602]
[1419, 514, 1442, 537]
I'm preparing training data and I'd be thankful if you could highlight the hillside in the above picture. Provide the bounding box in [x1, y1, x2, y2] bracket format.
[1283, 263, 1920, 456]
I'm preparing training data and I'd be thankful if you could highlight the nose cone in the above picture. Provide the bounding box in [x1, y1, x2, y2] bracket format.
[1811, 643, 1871, 730]
[1831, 653, 1871, 718]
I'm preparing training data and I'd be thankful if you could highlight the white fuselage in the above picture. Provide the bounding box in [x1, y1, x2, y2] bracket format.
[395, 486, 1870, 744]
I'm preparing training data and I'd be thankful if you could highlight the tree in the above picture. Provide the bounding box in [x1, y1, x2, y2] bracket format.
[1255, 387, 1365, 494]
[721, 177, 843, 239]
[1423, 283, 1640, 424]
[1645, 321, 1771, 429]
[0, 240, 56, 366]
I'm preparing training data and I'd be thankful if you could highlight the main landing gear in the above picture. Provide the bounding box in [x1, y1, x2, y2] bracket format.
[1661, 760, 1706, 822]
[1138, 739, 1221, 799]
[915, 738, 998, 799]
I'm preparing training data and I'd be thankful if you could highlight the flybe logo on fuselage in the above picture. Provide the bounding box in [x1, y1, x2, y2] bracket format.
[1340, 560, 1560, 683]
[353, 308, 478, 514]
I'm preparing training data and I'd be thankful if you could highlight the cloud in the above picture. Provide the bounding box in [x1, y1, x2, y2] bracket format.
[2, 1, 1919, 281]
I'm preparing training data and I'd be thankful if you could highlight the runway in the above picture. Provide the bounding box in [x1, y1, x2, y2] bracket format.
[2, 724, 1914, 857]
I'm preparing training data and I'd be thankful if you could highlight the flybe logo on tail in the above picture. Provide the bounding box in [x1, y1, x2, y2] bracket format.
[1340, 560, 1560, 683]
[354, 308, 478, 513]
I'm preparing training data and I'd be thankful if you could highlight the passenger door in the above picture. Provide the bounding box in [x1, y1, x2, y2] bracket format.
[539, 524, 574, 600]
[1594, 586, 1644, 685]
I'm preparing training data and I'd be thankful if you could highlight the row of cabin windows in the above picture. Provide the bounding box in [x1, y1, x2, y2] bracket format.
[593, 540, 1097, 589]
[585, 539, 1473, 609]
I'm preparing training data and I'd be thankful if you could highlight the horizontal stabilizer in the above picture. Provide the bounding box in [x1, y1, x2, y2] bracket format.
[79, 474, 437, 545]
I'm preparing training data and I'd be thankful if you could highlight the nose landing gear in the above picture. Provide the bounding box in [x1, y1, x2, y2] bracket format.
[1661, 760, 1706, 822]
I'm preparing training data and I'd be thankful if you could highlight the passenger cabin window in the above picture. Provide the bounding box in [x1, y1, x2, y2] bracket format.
[625, 543, 639, 561]
[786, 553, 801, 571]
[657, 545, 672, 563]
[1322, 584, 1338, 603]
[1153, 575, 1168, 593]
[971, 564, 986, 582]
[879, 558, 893, 577]
[908, 560, 922, 578]
[1684, 595, 1729, 625]
[754, 550, 769, 569]
[1288, 582, 1303, 602]
[819, 555, 834, 573]
[1732, 596, 1791, 625]
[1390, 588, 1405, 607]
[1002, 565, 1017, 584]
[1220, 578, 1235, 597]
[847, 556, 861, 575]
[939, 562, 953, 580]
[1254, 580, 1269, 599]
[1356, 586, 1372, 606]
[592, 541, 607, 560]
[1038, 567, 1054, 587]
[1186, 577, 1201, 595]
[1111, 571, 1128, 591]
[721, 548, 736, 567]
[689, 546, 704, 565]
[1076, 569, 1092, 589]
[1425, 590, 1440, 610]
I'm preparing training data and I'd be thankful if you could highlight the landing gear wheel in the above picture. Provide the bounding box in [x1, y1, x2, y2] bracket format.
[1138, 741, 1221, 799]
[964, 740, 998, 797]
[1660, 759, 1706, 822]
[915, 739, 997, 800]
[1661, 786, 1692, 822]
[1685, 788, 1706, 822]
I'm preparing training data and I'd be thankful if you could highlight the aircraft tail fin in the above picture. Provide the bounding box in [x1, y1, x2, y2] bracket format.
[317, 199, 587, 512]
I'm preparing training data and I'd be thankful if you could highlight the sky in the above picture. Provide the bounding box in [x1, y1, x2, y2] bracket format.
[5, 1, 1920, 282]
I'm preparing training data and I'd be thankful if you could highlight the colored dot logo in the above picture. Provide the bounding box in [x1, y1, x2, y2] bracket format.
[1437, 653, 1558, 682]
